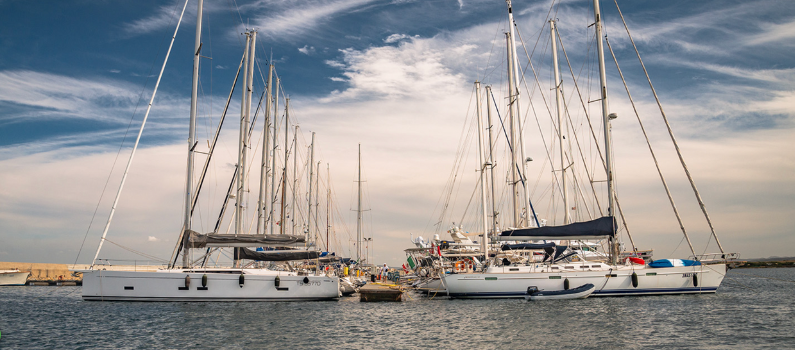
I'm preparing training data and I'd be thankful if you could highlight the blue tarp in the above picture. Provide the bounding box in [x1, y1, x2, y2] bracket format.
[648, 259, 701, 268]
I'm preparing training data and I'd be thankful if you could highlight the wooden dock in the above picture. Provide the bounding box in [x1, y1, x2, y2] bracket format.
[359, 283, 404, 302]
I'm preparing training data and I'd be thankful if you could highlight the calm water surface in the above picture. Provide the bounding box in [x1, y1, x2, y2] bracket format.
[1, 268, 794, 349]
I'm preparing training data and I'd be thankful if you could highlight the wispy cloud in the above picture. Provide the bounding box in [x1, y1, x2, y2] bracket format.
[745, 19, 795, 46]
[383, 33, 409, 43]
[0, 70, 139, 124]
[122, 1, 186, 36]
[242, 0, 377, 40]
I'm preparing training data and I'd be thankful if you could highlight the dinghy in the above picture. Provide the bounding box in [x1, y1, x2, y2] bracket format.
[525, 283, 595, 301]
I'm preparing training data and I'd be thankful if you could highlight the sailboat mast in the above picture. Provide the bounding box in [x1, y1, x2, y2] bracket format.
[182, 0, 203, 268]
[315, 161, 320, 246]
[485, 85, 498, 234]
[291, 125, 299, 236]
[308, 132, 316, 242]
[506, 0, 531, 227]
[475, 82, 489, 262]
[326, 163, 330, 251]
[356, 144, 363, 263]
[593, 0, 617, 262]
[280, 98, 290, 235]
[269, 77, 280, 235]
[257, 64, 274, 235]
[235, 32, 251, 239]
[550, 20, 570, 225]
[505, 32, 519, 228]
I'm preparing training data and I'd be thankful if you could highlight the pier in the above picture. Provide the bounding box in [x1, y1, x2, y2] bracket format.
[359, 283, 404, 302]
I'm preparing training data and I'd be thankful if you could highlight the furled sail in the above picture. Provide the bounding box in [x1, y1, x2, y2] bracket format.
[497, 216, 615, 241]
[501, 242, 556, 250]
[186, 230, 305, 248]
[238, 248, 319, 261]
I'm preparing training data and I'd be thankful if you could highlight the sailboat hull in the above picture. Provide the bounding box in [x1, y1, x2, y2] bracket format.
[79, 269, 340, 301]
[442, 263, 726, 298]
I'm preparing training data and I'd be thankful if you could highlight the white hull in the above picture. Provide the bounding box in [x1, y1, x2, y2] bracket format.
[442, 263, 726, 298]
[80, 268, 340, 301]
[0, 270, 29, 286]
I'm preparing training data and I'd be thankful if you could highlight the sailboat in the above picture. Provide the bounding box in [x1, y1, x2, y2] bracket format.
[78, 0, 339, 301]
[440, 0, 734, 298]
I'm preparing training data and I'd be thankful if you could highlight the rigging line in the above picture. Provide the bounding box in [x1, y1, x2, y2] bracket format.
[90, 0, 190, 268]
[452, 103, 478, 227]
[613, 0, 722, 254]
[488, 88, 540, 227]
[102, 238, 167, 263]
[556, 28, 604, 215]
[74, 0, 183, 270]
[170, 52, 245, 268]
[426, 86, 475, 235]
[606, 36, 695, 256]
[559, 91, 596, 219]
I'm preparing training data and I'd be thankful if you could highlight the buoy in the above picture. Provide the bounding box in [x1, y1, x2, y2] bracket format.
[185, 275, 191, 288]
[303, 277, 310, 284]
[274, 275, 281, 288]
[201, 274, 208, 288]
[631, 272, 639, 288]
[239, 274, 245, 288]
[693, 273, 698, 287]
[564, 278, 570, 290]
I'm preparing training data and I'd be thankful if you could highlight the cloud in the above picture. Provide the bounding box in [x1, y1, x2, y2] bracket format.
[215, 65, 227, 70]
[109, 69, 121, 74]
[321, 37, 468, 101]
[383, 34, 409, 43]
[242, 0, 377, 40]
[148, 236, 160, 242]
[745, 19, 795, 46]
[0, 70, 139, 124]
[298, 45, 316, 55]
[122, 1, 186, 36]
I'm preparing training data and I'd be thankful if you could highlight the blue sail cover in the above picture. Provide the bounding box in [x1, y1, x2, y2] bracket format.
[500, 216, 616, 240]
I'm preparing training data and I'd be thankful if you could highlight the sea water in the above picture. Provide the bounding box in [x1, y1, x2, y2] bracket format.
[1, 268, 793, 349]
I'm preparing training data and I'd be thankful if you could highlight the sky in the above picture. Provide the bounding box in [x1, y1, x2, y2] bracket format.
[1, 0, 793, 266]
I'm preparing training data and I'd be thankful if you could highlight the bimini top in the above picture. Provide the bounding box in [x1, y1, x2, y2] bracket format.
[497, 216, 615, 241]
[186, 231, 306, 248]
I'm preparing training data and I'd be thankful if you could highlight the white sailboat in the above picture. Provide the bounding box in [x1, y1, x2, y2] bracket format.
[441, 0, 733, 298]
[78, 0, 339, 302]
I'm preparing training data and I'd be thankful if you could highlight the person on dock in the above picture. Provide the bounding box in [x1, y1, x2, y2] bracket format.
[380, 263, 388, 282]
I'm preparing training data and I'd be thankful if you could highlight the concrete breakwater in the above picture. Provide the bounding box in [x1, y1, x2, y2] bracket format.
[1, 261, 81, 286]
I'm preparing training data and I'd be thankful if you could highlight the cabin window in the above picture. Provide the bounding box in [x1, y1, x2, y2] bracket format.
[564, 266, 574, 269]
[509, 268, 519, 271]
[581, 266, 589, 269]
[551, 267, 559, 270]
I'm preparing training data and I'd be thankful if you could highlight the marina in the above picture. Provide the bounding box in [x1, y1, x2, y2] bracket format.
[1, 268, 794, 348]
[1, 0, 794, 348]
